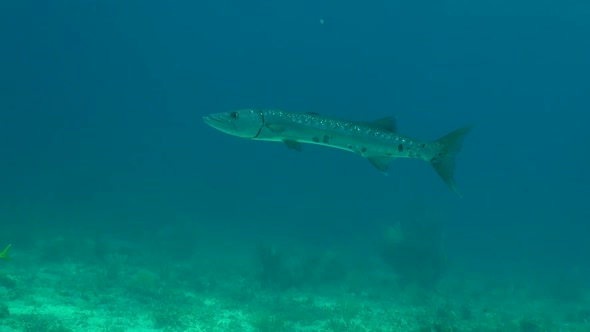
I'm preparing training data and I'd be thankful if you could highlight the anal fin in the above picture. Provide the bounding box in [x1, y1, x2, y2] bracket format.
[367, 156, 394, 174]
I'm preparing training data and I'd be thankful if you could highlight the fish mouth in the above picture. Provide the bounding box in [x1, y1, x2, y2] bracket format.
[203, 114, 233, 134]
[202, 115, 221, 127]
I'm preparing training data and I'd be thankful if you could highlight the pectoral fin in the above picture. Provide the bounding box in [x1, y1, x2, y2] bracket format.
[266, 124, 286, 133]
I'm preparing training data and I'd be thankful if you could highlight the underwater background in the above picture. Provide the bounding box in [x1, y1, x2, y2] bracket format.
[0, 0, 589, 331]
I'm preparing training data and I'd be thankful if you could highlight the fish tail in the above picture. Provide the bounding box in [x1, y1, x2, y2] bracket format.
[430, 125, 473, 197]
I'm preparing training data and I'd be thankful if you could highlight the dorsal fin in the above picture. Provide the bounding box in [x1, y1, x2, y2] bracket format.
[370, 116, 397, 132]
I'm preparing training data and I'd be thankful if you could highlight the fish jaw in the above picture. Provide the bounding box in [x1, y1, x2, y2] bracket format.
[203, 110, 264, 138]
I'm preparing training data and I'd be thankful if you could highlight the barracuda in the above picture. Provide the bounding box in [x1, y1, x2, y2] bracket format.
[203, 109, 472, 196]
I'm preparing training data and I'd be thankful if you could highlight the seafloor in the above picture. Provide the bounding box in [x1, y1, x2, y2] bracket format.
[0, 230, 588, 332]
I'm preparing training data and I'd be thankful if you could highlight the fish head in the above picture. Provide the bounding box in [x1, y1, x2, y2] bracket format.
[203, 109, 264, 138]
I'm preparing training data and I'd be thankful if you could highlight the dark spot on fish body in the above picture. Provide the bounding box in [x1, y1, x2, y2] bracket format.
[421, 144, 426, 148]
[348, 145, 353, 149]
[362, 147, 367, 153]
[322, 135, 330, 143]
[397, 144, 404, 152]
[312, 137, 320, 143]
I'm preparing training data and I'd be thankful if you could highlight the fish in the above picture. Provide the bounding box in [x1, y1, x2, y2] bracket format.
[0, 244, 11, 260]
[203, 109, 472, 196]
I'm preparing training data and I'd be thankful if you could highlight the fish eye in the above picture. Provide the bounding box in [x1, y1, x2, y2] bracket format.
[230, 112, 239, 119]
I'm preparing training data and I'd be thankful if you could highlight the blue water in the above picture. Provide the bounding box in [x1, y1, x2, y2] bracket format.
[1, 0, 589, 329]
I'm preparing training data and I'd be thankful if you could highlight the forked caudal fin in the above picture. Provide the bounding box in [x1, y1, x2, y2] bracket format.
[430, 125, 473, 197]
